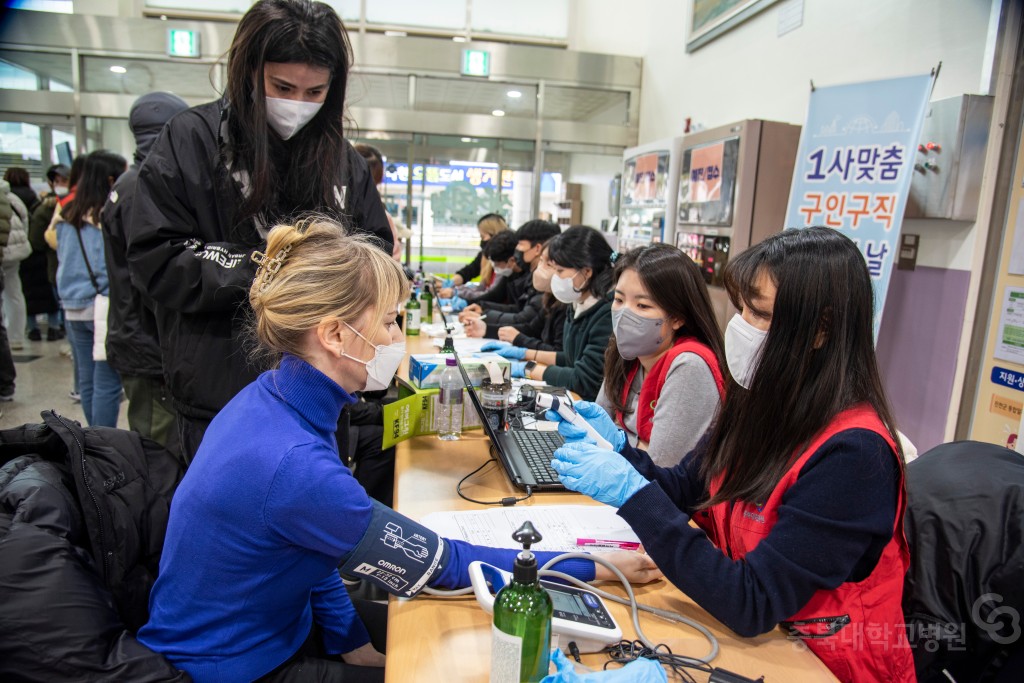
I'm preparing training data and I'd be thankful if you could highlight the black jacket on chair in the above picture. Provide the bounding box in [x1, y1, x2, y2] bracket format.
[903, 440, 1024, 683]
[0, 411, 188, 682]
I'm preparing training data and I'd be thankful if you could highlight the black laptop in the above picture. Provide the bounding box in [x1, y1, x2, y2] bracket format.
[452, 352, 566, 491]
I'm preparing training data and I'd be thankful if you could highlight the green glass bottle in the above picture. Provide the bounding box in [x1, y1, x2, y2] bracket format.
[405, 290, 421, 336]
[421, 283, 434, 322]
[490, 522, 552, 683]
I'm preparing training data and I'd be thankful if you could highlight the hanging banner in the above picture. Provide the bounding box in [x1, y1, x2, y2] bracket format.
[784, 74, 933, 335]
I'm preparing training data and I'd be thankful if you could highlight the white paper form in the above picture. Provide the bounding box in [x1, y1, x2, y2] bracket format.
[430, 336, 491, 353]
[420, 505, 640, 554]
[995, 286, 1024, 364]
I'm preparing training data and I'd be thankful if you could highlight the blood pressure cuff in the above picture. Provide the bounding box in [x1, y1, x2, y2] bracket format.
[339, 500, 448, 598]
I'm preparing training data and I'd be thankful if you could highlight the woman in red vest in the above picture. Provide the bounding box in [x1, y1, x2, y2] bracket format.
[549, 226, 915, 683]
[596, 243, 725, 465]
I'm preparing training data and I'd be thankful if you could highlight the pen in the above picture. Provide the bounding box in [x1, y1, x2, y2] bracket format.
[576, 538, 641, 551]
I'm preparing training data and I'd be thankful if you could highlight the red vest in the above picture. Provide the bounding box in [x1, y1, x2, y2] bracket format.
[695, 406, 915, 683]
[615, 337, 725, 444]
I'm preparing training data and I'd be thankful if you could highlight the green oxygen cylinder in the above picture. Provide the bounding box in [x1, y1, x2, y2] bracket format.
[490, 521, 553, 683]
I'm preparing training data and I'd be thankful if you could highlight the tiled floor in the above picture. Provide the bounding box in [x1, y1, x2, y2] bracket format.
[1, 333, 129, 429]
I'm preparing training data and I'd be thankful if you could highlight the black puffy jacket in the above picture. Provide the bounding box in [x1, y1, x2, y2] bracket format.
[127, 99, 393, 420]
[0, 412, 188, 681]
[903, 441, 1024, 682]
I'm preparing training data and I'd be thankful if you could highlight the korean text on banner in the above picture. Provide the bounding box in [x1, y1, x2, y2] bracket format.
[784, 74, 933, 335]
[688, 141, 725, 203]
[633, 153, 659, 201]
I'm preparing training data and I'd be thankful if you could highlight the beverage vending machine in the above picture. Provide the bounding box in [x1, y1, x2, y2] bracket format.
[616, 137, 684, 251]
[674, 120, 801, 328]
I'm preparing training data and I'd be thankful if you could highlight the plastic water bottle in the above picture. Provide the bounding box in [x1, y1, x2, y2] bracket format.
[437, 357, 463, 441]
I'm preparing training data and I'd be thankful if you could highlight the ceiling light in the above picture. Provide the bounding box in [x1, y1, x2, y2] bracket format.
[109, 65, 127, 74]
[461, 137, 472, 142]
[506, 90, 522, 98]
[452, 36, 468, 43]
[492, 109, 505, 117]
[384, 30, 407, 37]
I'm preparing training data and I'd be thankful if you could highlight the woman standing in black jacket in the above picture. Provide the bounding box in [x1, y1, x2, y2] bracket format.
[127, 0, 392, 461]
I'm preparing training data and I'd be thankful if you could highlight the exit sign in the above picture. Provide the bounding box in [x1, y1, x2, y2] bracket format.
[461, 49, 490, 77]
[167, 29, 201, 58]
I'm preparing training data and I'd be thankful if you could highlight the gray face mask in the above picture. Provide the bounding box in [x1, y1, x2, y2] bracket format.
[612, 307, 669, 360]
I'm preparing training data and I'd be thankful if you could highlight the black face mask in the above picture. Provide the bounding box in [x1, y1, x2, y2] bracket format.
[513, 249, 527, 270]
[480, 239, 487, 249]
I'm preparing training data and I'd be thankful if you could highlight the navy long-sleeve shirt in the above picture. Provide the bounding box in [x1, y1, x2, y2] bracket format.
[616, 429, 899, 637]
[140, 355, 593, 682]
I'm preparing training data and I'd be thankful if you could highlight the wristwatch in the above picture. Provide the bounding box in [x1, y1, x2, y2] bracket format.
[524, 360, 537, 376]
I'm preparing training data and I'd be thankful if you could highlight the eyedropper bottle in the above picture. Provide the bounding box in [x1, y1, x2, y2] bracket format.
[490, 521, 553, 683]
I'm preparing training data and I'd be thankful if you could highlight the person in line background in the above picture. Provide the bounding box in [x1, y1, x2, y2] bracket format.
[27, 163, 70, 344]
[1, 179, 30, 351]
[51, 150, 128, 428]
[0, 186, 17, 406]
[354, 143, 413, 263]
[127, 0, 393, 462]
[101, 91, 189, 456]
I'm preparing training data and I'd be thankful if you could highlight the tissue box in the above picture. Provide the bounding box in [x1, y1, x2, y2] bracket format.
[408, 352, 510, 389]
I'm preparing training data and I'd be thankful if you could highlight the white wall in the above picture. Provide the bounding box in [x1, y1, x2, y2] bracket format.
[571, 0, 995, 143]
[567, 152, 622, 228]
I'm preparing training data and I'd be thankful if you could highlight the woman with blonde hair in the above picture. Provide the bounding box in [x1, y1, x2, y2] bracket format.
[139, 218, 659, 682]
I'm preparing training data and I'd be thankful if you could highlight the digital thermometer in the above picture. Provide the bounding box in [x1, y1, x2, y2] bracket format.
[535, 393, 614, 451]
[468, 560, 622, 654]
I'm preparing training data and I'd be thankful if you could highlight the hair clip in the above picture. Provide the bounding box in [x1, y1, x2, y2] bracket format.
[251, 244, 293, 293]
[610, 250, 619, 263]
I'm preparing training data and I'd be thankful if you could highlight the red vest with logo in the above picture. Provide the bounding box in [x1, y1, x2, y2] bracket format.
[615, 337, 725, 444]
[695, 406, 915, 683]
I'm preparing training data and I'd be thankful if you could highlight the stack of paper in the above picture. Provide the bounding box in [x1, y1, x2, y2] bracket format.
[420, 505, 640, 554]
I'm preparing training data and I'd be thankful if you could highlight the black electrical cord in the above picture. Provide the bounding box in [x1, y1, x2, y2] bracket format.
[604, 640, 715, 683]
[456, 450, 534, 506]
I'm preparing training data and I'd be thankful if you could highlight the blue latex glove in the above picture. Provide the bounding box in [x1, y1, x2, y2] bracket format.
[545, 400, 626, 453]
[480, 340, 527, 360]
[510, 361, 528, 379]
[449, 295, 468, 312]
[442, 277, 454, 287]
[550, 441, 649, 508]
[542, 648, 667, 682]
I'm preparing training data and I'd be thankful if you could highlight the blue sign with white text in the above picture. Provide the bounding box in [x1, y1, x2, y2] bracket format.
[785, 75, 933, 336]
[992, 366, 1024, 393]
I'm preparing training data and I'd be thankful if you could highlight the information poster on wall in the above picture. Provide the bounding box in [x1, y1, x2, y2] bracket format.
[784, 74, 933, 336]
[995, 286, 1024, 364]
[687, 141, 724, 203]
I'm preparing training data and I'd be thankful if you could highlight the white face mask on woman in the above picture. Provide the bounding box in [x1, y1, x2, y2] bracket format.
[265, 96, 323, 140]
[341, 323, 406, 392]
[724, 313, 768, 390]
[551, 272, 584, 304]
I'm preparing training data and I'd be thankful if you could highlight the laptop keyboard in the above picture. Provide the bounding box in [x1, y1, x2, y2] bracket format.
[510, 430, 565, 486]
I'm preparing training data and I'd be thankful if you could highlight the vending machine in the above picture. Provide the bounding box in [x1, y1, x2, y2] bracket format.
[674, 120, 801, 328]
[617, 137, 684, 251]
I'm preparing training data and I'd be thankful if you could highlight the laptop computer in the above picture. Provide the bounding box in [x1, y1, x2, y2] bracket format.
[451, 350, 566, 491]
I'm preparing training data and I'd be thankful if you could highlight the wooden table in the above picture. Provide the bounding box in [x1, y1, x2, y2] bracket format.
[384, 335, 837, 682]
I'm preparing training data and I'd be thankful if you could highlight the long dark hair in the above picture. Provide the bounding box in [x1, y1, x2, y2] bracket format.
[547, 225, 615, 299]
[226, 0, 352, 226]
[700, 227, 901, 508]
[3, 167, 30, 188]
[603, 244, 725, 418]
[63, 150, 126, 229]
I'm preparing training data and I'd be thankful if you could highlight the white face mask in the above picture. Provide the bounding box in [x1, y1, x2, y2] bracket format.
[493, 266, 514, 278]
[725, 313, 768, 390]
[551, 272, 583, 304]
[342, 323, 406, 392]
[53, 185, 69, 198]
[265, 96, 323, 140]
